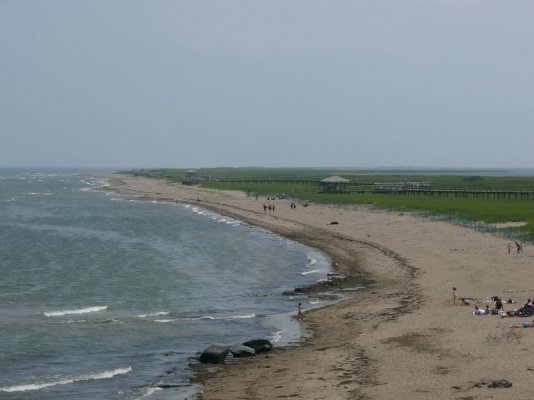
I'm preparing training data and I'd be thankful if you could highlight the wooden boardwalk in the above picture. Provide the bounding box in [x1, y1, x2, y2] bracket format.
[371, 188, 534, 199]
[220, 180, 534, 200]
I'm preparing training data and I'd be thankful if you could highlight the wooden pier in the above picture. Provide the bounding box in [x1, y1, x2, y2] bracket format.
[371, 188, 534, 199]
[220, 179, 534, 200]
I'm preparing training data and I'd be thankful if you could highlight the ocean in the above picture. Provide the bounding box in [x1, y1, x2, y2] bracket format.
[0, 170, 331, 400]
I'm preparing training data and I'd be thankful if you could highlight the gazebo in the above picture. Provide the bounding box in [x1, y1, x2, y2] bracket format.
[182, 170, 200, 185]
[320, 176, 350, 193]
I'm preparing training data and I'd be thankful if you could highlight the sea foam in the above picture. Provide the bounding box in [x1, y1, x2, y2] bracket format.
[0, 367, 132, 393]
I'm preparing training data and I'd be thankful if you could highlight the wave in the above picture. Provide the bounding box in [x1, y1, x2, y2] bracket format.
[135, 386, 163, 399]
[154, 319, 177, 323]
[306, 257, 317, 266]
[181, 314, 256, 321]
[0, 367, 132, 393]
[226, 313, 256, 319]
[135, 311, 170, 318]
[44, 306, 107, 317]
[24, 192, 51, 196]
[57, 319, 88, 324]
[300, 269, 320, 276]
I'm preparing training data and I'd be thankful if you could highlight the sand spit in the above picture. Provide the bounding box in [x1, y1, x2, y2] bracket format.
[102, 174, 534, 400]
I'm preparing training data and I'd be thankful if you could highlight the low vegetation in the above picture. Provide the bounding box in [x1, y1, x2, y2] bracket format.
[123, 168, 534, 240]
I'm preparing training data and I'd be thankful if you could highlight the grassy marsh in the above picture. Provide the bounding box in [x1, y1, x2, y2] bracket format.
[124, 168, 534, 239]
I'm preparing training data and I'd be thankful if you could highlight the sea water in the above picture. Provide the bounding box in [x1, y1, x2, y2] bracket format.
[0, 170, 331, 399]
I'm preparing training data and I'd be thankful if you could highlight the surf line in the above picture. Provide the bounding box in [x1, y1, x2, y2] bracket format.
[0, 367, 132, 393]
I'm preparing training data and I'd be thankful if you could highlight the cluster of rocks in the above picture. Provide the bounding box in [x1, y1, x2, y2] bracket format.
[199, 339, 272, 364]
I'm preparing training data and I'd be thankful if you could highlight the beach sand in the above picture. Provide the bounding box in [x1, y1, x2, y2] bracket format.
[104, 174, 534, 400]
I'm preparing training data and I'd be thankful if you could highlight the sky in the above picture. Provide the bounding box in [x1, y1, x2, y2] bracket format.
[1, 0, 534, 169]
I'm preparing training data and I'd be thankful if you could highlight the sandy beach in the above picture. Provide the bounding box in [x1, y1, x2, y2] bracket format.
[104, 174, 534, 400]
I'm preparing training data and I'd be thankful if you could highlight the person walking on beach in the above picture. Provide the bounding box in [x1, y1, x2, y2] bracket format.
[452, 287, 459, 305]
[263, 203, 267, 213]
[296, 302, 304, 320]
[507, 241, 512, 254]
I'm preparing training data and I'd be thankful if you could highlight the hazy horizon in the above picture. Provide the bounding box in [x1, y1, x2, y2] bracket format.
[2, 1, 534, 169]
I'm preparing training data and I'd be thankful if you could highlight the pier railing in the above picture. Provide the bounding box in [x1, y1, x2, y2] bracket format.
[222, 179, 534, 200]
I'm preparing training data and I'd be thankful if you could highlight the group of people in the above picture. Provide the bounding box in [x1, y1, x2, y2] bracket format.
[263, 203, 276, 213]
[262, 195, 300, 213]
[455, 287, 534, 328]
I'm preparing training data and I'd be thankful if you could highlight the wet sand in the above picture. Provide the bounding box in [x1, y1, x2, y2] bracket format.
[104, 174, 534, 400]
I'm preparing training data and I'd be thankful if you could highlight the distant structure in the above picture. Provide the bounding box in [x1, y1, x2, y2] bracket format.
[181, 170, 218, 185]
[182, 170, 201, 186]
[373, 181, 432, 191]
[320, 176, 350, 193]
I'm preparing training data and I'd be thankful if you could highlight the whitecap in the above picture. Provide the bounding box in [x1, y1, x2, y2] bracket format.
[135, 386, 163, 399]
[44, 306, 107, 317]
[300, 269, 320, 276]
[0, 367, 132, 393]
[178, 315, 215, 321]
[225, 313, 256, 320]
[57, 319, 88, 324]
[306, 257, 317, 266]
[135, 311, 170, 318]
[154, 319, 177, 323]
[184, 314, 255, 321]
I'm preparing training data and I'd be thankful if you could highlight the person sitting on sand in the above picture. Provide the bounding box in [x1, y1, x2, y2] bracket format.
[473, 305, 486, 315]
[510, 321, 534, 328]
[515, 299, 534, 316]
[492, 297, 504, 313]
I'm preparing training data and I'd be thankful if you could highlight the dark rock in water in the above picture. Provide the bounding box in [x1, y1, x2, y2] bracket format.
[487, 380, 512, 389]
[230, 344, 256, 358]
[157, 383, 183, 389]
[242, 339, 272, 354]
[199, 345, 229, 364]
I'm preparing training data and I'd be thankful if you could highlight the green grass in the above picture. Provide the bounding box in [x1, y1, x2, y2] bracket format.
[121, 168, 534, 239]
[306, 192, 534, 226]
[201, 181, 534, 239]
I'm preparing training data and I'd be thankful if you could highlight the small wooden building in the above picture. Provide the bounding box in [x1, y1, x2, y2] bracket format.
[320, 176, 350, 193]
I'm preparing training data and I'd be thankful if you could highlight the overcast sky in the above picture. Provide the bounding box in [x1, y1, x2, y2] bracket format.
[1, 0, 533, 169]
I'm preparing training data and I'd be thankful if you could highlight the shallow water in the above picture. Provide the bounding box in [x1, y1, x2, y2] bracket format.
[0, 171, 331, 399]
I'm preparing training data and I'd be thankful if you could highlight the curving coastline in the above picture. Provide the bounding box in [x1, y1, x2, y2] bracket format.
[103, 174, 534, 400]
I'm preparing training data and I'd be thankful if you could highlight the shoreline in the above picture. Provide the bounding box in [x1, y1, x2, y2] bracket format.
[102, 174, 534, 400]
